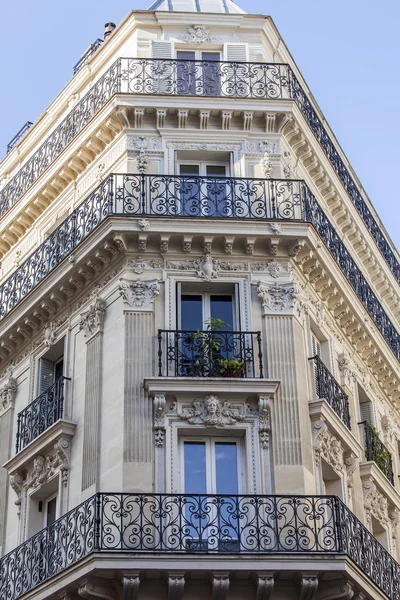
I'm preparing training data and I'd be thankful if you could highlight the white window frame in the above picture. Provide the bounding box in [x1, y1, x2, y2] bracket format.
[176, 49, 222, 61]
[178, 289, 238, 330]
[178, 159, 230, 177]
[179, 435, 246, 495]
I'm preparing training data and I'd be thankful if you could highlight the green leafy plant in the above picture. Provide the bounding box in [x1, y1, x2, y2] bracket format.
[217, 358, 245, 378]
[366, 424, 392, 476]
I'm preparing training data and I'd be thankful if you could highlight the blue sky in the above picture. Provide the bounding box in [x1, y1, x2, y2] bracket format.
[0, 0, 399, 250]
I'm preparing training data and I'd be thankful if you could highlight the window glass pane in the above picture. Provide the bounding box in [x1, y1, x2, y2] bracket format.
[46, 497, 57, 527]
[215, 442, 238, 494]
[206, 166, 226, 176]
[180, 164, 200, 176]
[181, 295, 203, 330]
[184, 442, 206, 494]
[177, 51, 196, 61]
[210, 295, 233, 329]
[202, 52, 220, 62]
[55, 359, 64, 380]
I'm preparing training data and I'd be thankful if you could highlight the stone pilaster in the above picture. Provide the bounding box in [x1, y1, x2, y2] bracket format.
[257, 278, 313, 493]
[119, 278, 160, 491]
[79, 297, 107, 491]
[0, 368, 17, 552]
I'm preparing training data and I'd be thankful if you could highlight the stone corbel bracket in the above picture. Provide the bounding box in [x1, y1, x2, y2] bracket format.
[0, 368, 17, 417]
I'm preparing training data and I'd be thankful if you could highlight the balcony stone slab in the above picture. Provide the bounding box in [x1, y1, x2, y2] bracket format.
[309, 398, 362, 458]
[145, 376, 280, 399]
[360, 461, 400, 512]
[3, 419, 76, 478]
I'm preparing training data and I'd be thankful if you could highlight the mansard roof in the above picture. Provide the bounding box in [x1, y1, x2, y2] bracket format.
[147, 0, 246, 14]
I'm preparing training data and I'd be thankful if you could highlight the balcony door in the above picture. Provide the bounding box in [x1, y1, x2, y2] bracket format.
[179, 291, 235, 331]
[181, 438, 242, 550]
[179, 162, 230, 217]
[176, 51, 221, 96]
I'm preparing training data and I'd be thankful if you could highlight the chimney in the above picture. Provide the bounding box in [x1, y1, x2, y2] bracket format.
[104, 22, 116, 39]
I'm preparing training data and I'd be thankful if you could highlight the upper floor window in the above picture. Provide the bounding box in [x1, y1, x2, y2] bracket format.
[38, 338, 65, 395]
[178, 283, 237, 331]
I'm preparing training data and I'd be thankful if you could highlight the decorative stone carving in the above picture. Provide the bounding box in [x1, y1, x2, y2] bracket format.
[43, 321, 57, 348]
[197, 255, 220, 280]
[79, 297, 107, 339]
[256, 575, 274, 600]
[123, 574, 140, 600]
[134, 136, 149, 173]
[168, 574, 185, 600]
[362, 478, 389, 526]
[29, 438, 71, 489]
[154, 395, 166, 448]
[257, 281, 298, 312]
[179, 25, 217, 44]
[299, 576, 318, 600]
[212, 574, 230, 600]
[312, 420, 344, 473]
[258, 397, 271, 449]
[381, 413, 396, 446]
[119, 279, 160, 310]
[10, 473, 25, 517]
[269, 222, 282, 235]
[128, 257, 163, 275]
[344, 454, 358, 500]
[322, 582, 354, 600]
[180, 395, 246, 427]
[79, 580, 116, 600]
[0, 367, 17, 417]
[261, 150, 273, 178]
[137, 219, 150, 231]
[337, 353, 356, 390]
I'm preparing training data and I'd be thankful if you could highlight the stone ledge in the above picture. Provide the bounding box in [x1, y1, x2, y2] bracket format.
[145, 377, 280, 398]
[360, 461, 400, 510]
[3, 419, 76, 476]
[309, 398, 363, 457]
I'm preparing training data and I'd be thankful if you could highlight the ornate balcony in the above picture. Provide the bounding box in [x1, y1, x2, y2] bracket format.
[0, 174, 399, 365]
[1, 58, 398, 290]
[157, 329, 263, 378]
[6, 121, 33, 154]
[360, 421, 394, 485]
[15, 376, 69, 453]
[0, 492, 399, 600]
[73, 39, 103, 75]
[309, 356, 351, 429]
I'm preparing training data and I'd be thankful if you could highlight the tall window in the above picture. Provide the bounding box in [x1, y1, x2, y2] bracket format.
[178, 161, 229, 218]
[38, 338, 65, 395]
[176, 51, 221, 96]
[179, 290, 235, 331]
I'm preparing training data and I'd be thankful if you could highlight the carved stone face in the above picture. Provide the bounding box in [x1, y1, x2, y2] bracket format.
[205, 395, 219, 415]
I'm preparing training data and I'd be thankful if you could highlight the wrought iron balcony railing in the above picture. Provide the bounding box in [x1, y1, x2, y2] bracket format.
[360, 421, 395, 485]
[73, 39, 103, 75]
[0, 58, 398, 289]
[0, 174, 399, 366]
[309, 355, 351, 429]
[6, 121, 33, 154]
[15, 376, 69, 453]
[0, 493, 399, 600]
[158, 329, 263, 378]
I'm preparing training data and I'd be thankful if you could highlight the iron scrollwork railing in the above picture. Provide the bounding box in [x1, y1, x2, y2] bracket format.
[6, 121, 33, 154]
[112, 174, 304, 220]
[158, 329, 263, 378]
[73, 39, 103, 75]
[1, 174, 400, 365]
[360, 421, 394, 485]
[15, 376, 69, 453]
[1, 493, 400, 600]
[1, 58, 398, 290]
[309, 355, 351, 429]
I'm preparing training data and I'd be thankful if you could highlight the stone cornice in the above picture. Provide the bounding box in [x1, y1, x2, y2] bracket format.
[309, 399, 363, 459]
[145, 377, 280, 398]
[359, 461, 400, 512]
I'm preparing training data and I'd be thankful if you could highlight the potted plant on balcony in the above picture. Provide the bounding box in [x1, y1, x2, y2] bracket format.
[217, 358, 245, 377]
[189, 318, 245, 377]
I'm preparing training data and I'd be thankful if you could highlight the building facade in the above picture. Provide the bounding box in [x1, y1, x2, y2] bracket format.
[0, 2, 400, 599]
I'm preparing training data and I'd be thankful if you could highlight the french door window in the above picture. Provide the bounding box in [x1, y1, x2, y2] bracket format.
[182, 438, 242, 551]
[179, 292, 235, 331]
[177, 51, 221, 96]
[179, 162, 230, 217]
